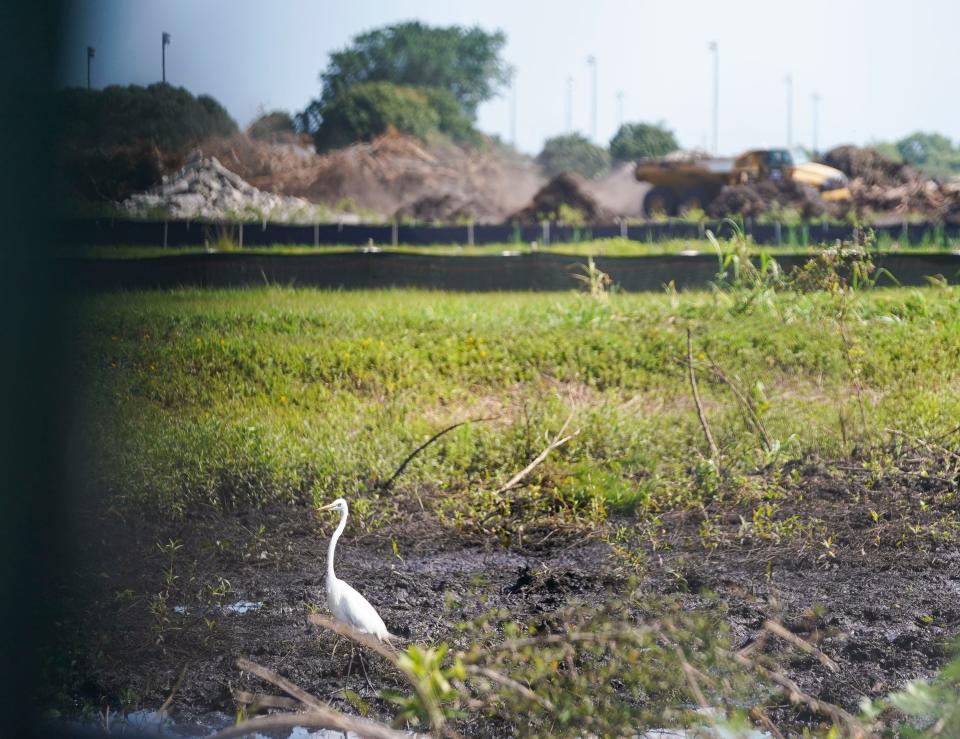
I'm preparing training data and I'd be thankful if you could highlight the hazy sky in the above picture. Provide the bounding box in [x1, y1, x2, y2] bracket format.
[63, 0, 960, 155]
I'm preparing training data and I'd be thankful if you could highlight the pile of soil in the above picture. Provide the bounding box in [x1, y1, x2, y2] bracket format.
[709, 178, 829, 220]
[206, 131, 543, 223]
[509, 171, 615, 223]
[823, 144, 960, 222]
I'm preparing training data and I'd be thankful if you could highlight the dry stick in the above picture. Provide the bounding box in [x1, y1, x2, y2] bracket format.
[672, 645, 709, 710]
[157, 662, 188, 715]
[687, 327, 720, 464]
[495, 413, 579, 495]
[464, 665, 555, 712]
[707, 357, 772, 453]
[838, 319, 869, 439]
[380, 416, 498, 492]
[236, 657, 328, 713]
[733, 652, 864, 737]
[231, 689, 299, 712]
[886, 427, 960, 462]
[208, 711, 408, 739]
[762, 620, 839, 673]
[308, 614, 446, 734]
[750, 705, 787, 739]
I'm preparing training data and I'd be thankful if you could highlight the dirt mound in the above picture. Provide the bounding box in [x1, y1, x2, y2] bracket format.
[709, 178, 829, 220]
[509, 172, 615, 223]
[583, 162, 651, 218]
[823, 144, 960, 221]
[205, 132, 542, 223]
[120, 150, 356, 223]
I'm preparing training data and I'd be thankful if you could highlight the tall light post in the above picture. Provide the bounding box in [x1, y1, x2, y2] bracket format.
[565, 76, 573, 132]
[508, 67, 517, 147]
[162, 32, 171, 83]
[811, 92, 821, 155]
[616, 90, 624, 128]
[785, 73, 794, 147]
[708, 42, 718, 154]
[587, 55, 597, 141]
[86, 46, 95, 89]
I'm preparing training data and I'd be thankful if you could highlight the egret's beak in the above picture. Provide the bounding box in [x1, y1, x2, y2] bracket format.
[316, 502, 338, 512]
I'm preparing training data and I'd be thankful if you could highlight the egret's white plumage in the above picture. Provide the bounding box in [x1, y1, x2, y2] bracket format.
[317, 498, 391, 642]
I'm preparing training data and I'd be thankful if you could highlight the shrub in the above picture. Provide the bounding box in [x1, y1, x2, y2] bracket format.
[609, 122, 678, 162]
[537, 134, 610, 178]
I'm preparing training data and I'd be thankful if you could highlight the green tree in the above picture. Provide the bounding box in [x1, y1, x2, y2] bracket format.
[247, 110, 296, 141]
[536, 134, 610, 178]
[319, 22, 508, 117]
[609, 122, 678, 161]
[895, 131, 960, 175]
[311, 82, 440, 151]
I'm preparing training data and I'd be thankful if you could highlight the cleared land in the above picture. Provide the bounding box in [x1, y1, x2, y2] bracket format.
[54, 283, 960, 736]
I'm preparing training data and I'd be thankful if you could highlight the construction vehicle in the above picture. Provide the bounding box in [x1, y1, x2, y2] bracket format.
[635, 148, 850, 216]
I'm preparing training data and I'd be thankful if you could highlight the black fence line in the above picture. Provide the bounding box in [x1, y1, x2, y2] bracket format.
[60, 218, 960, 248]
[63, 251, 960, 293]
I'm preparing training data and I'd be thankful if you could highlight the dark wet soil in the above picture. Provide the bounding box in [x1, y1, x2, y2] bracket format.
[55, 456, 960, 736]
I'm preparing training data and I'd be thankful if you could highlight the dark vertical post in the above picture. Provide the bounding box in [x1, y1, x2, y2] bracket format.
[162, 32, 171, 83]
[86, 46, 95, 89]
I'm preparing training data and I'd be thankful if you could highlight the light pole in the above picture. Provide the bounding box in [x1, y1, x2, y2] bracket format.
[509, 67, 517, 147]
[616, 90, 624, 128]
[86, 46, 95, 89]
[812, 92, 821, 155]
[785, 73, 794, 147]
[708, 42, 718, 154]
[162, 32, 171, 83]
[565, 76, 573, 132]
[587, 55, 597, 141]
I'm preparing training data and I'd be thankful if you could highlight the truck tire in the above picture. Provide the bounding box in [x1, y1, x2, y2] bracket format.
[643, 187, 676, 218]
[677, 188, 711, 215]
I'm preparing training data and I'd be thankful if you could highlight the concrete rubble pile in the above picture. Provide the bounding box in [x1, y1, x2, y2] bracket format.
[120, 150, 358, 223]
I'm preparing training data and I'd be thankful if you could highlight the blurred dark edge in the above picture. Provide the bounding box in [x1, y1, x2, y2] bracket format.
[0, 2, 76, 737]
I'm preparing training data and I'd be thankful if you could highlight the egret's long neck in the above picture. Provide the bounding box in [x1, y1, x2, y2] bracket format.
[327, 504, 348, 581]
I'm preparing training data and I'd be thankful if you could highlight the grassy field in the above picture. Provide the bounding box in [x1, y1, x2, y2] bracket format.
[76, 280, 960, 526]
[60, 234, 960, 260]
[59, 268, 960, 736]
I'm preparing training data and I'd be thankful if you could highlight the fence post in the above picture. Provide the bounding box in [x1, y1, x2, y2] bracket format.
[238, 222, 244, 249]
[314, 223, 319, 247]
[774, 221, 782, 245]
[541, 220, 550, 246]
[620, 220, 627, 238]
[467, 221, 474, 246]
[392, 220, 398, 248]
[163, 220, 168, 249]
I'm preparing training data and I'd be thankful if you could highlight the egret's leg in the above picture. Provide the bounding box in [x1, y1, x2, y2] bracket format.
[345, 645, 355, 679]
[357, 650, 374, 690]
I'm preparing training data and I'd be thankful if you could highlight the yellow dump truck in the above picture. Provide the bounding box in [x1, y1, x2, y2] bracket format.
[635, 148, 850, 216]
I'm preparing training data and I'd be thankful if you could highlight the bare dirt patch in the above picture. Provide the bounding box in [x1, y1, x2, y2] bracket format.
[54, 455, 959, 735]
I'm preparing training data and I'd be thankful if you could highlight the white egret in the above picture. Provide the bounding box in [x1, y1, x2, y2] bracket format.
[317, 498, 392, 642]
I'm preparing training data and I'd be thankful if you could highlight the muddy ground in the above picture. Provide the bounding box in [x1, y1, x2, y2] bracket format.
[55, 456, 959, 736]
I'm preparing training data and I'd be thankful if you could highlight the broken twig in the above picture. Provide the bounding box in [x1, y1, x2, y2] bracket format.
[495, 412, 578, 495]
[687, 327, 720, 464]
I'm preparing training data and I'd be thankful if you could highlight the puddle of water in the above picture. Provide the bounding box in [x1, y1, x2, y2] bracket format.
[223, 600, 262, 615]
[171, 601, 263, 617]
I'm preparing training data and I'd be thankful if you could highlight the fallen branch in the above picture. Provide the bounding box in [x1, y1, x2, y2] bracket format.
[236, 657, 327, 713]
[733, 651, 864, 737]
[464, 664, 555, 712]
[380, 416, 498, 492]
[707, 356, 772, 453]
[687, 328, 720, 465]
[157, 663, 188, 715]
[231, 689, 299, 712]
[495, 412, 579, 495]
[208, 710, 408, 739]
[763, 620, 839, 673]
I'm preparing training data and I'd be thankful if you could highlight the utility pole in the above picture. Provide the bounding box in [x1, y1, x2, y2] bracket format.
[616, 90, 624, 128]
[587, 55, 597, 141]
[811, 92, 821, 155]
[509, 68, 517, 147]
[708, 42, 718, 154]
[565, 77, 573, 132]
[785, 73, 794, 147]
[86, 46, 95, 89]
[162, 32, 171, 83]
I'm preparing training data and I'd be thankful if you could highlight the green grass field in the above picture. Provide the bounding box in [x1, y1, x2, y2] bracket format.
[75, 281, 960, 527]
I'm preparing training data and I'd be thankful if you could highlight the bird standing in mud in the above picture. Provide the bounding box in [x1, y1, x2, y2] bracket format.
[316, 498, 392, 643]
